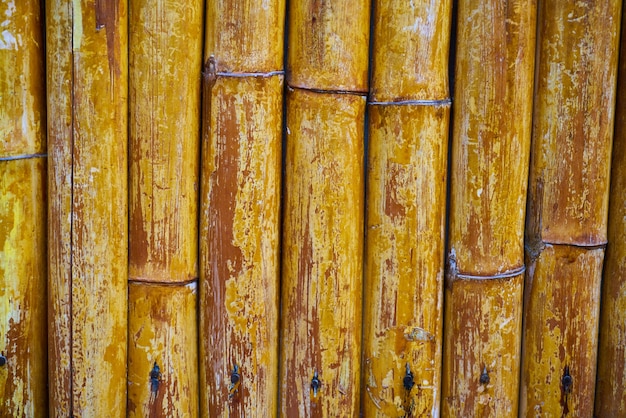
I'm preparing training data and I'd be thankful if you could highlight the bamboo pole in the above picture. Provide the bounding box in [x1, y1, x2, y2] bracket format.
[521, 1, 622, 415]
[127, 282, 198, 417]
[361, 1, 451, 416]
[596, 6, 626, 413]
[279, 1, 369, 416]
[47, 1, 128, 415]
[280, 88, 365, 416]
[0, 3, 46, 413]
[199, 1, 285, 415]
[127, 0, 203, 415]
[442, 0, 536, 416]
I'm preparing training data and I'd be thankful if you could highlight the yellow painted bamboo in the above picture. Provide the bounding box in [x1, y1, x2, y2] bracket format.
[442, 0, 536, 415]
[442, 273, 524, 417]
[520, 246, 604, 417]
[46, 0, 73, 413]
[127, 2, 203, 416]
[204, 0, 285, 73]
[595, 11, 626, 414]
[0, 160, 47, 416]
[279, 88, 364, 417]
[521, 1, 621, 416]
[0, 1, 46, 415]
[362, 104, 449, 417]
[47, 1, 128, 415]
[129, 0, 203, 283]
[369, 0, 451, 102]
[287, 0, 370, 92]
[362, 2, 451, 416]
[199, 75, 283, 416]
[127, 282, 198, 417]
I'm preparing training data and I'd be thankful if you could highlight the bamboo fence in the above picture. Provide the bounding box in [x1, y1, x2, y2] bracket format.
[1, 0, 626, 417]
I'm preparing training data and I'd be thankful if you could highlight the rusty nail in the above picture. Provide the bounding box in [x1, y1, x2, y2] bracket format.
[150, 361, 161, 393]
[562, 366, 573, 394]
[0, 353, 6, 367]
[403, 363, 415, 391]
[311, 370, 321, 397]
[479, 366, 490, 385]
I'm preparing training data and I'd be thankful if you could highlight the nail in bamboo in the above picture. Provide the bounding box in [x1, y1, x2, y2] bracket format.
[521, 1, 622, 416]
[127, 0, 203, 415]
[362, 1, 452, 416]
[47, 1, 128, 415]
[442, 0, 536, 416]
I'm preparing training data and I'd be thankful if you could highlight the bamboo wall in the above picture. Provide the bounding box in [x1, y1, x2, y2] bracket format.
[1, 0, 626, 417]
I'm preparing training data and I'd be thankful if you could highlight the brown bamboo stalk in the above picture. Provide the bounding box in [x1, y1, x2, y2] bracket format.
[200, 74, 283, 417]
[521, 1, 622, 415]
[595, 7, 626, 413]
[362, 1, 451, 416]
[127, 1, 203, 415]
[280, 88, 365, 417]
[127, 282, 199, 417]
[0, 2, 46, 415]
[442, 0, 536, 415]
[199, 2, 284, 417]
[47, 1, 128, 415]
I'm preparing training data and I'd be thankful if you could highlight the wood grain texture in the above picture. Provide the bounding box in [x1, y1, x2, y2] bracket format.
[127, 282, 198, 418]
[441, 274, 523, 417]
[526, 0, 621, 246]
[0, 1, 46, 415]
[46, 0, 73, 413]
[362, 104, 449, 417]
[448, 0, 536, 276]
[204, 0, 285, 73]
[520, 245, 604, 417]
[47, 1, 128, 415]
[199, 75, 283, 417]
[128, 0, 203, 283]
[595, 10, 626, 414]
[280, 88, 364, 417]
[0, 159, 47, 417]
[369, 0, 452, 102]
[287, 0, 370, 92]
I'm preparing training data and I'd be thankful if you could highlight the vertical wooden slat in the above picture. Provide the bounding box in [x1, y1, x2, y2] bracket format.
[127, 282, 199, 417]
[200, 75, 283, 417]
[47, 1, 128, 415]
[0, 1, 46, 415]
[442, 0, 536, 416]
[596, 5, 626, 413]
[362, 3, 451, 415]
[127, 0, 203, 415]
[280, 88, 365, 417]
[199, 2, 285, 416]
[521, 1, 622, 416]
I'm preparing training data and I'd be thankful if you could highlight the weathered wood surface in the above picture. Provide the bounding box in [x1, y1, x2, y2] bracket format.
[443, 0, 536, 416]
[200, 75, 283, 417]
[129, 0, 203, 284]
[280, 88, 364, 417]
[362, 2, 451, 416]
[596, 7, 626, 413]
[521, 245, 604, 417]
[369, 0, 451, 102]
[47, 1, 128, 415]
[0, 1, 46, 415]
[522, 1, 621, 416]
[127, 282, 198, 418]
[287, 0, 370, 92]
[204, 0, 284, 73]
[442, 273, 524, 417]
